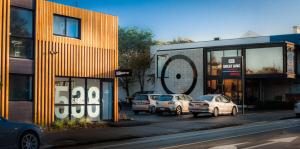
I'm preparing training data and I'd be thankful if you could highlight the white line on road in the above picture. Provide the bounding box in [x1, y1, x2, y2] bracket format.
[160, 123, 300, 149]
[208, 142, 250, 149]
[241, 136, 298, 149]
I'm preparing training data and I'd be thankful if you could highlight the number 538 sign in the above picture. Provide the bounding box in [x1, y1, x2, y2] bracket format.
[54, 85, 101, 119]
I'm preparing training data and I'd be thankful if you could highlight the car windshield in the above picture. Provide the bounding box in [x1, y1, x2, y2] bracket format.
[134, 95, 148, 100]
[159, 95, 173, 101]
[195, 95, 214, 101]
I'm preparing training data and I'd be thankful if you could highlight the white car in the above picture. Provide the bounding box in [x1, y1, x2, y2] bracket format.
[132, 94, 160, 114]
[156, 94, 192, 115]
[295, 101, 300, 117]
[189, 94, 238, 117]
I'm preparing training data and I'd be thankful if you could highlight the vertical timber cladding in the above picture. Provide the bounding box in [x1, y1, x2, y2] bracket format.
[35, 0, 118, 125]
[0, 0, 10, 119]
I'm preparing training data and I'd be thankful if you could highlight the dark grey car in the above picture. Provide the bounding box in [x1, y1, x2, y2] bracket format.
[0, 116, 43, 149]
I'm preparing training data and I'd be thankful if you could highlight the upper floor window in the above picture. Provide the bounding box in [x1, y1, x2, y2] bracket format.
[53, 15, 80, 39]
[10, 7, 34, 59]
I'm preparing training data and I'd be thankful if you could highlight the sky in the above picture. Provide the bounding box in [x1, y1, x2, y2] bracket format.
[49, 0, 300, 42]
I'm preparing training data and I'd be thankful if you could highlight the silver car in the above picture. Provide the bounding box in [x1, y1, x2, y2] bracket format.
[189, 94, 238, 117]
[0, 116, 43, 149]
[156, 94, 192, 115]
[132, 94, 160, 114]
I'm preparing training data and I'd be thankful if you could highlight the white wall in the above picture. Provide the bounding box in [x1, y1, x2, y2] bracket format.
[154, 48, 204, 98]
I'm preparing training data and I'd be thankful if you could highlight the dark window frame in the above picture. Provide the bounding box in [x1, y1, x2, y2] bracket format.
[9, 74, 33, 101]
[53, 14, 81, 39]
[10, 6, 34, 60]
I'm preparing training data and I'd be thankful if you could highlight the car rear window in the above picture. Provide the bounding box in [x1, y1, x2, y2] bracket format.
[195, 95, 214, 101]
[159, 95, 173, 101]
[134, 95, 148, 100]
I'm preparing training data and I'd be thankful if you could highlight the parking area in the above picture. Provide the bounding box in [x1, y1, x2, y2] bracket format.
[119, 104, 296, 124]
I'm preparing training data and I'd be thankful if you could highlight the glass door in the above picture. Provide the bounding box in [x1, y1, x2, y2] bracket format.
[101, 80, 114, 121]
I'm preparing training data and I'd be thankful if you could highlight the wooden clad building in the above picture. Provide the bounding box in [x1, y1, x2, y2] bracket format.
[0, 0, 119, 126]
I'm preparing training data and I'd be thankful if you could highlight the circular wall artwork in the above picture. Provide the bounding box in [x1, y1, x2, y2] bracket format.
[160, 55, 197, 95]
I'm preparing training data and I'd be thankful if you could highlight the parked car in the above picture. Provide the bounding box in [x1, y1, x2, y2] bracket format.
[0, 116, 43, 149]
[132, 94, 160, 114]
[295, 101, 300, 117]
[189, 94, 238, 117]
[156, 94, 192, 115]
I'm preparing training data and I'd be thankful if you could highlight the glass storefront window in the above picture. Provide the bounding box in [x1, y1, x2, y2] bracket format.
[224, 50, 237, 57]
[54, 77, 113, 122]
[9, 74, 32, 101]
[55, 78, 70, 120]
[246, 47, 283, 74]
[210, 51, 223, 76]
[71, 78, 85, 119]
[87, 79, 101, 121]
[103, 82, 113, 120]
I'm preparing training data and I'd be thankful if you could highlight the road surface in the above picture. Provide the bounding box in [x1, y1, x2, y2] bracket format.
[70, 118, 300, 149]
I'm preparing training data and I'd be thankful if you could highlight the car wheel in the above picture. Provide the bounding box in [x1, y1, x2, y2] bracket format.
[134, 111, 139, 115]
[192, 112, 198, 118]
[19, 131, 39, 149]
[176, 106, 182, 116]
[150, 106, 156, 114]
[232, 107, 237, 116]
[213, 108, 219, 117]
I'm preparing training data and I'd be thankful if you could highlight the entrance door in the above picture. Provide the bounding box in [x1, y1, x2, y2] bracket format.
[245, 80, 260, 105]
[101, 80, 113, 120]
[223, 79, 242, 105]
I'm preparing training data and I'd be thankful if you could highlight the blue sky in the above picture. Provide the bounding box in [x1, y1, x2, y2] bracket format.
[50, 0, 300, 42]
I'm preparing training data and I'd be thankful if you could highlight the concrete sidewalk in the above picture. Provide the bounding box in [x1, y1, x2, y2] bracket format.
[42, 110, 295, 149]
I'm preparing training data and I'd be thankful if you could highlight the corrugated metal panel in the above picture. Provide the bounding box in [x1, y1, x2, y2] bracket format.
[35, 0, 118, 126]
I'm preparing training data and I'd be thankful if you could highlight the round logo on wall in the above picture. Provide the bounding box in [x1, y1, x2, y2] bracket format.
[160, 55, 197, 95]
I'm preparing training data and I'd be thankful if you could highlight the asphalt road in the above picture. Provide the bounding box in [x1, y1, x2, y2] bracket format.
[76, 118, 300, 149]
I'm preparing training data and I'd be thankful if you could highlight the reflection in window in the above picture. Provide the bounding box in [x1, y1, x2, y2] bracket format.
[246, 47, 283, 74]
[10, 7, 33, 37]
[210, 51, 223, 76]
[10, 37, 33, 59]
[9, 74, 32, 101]
[10, 7, 33, 59]
[53, 15, 80, 39]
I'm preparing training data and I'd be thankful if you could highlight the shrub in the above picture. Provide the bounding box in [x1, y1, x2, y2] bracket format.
[78, 117, 93, 127]
[66, 119, 77, 128]
[52, 119, 66, 129]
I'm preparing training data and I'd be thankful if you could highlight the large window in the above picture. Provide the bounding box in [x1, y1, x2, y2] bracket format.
[53, 15, 80, 39]
[10, 7, 33, 59]
[246, 47, 283, 74]
[55, 77, 113, 121]
[9, 74, 33, 101]
[207, 50, 241, 76]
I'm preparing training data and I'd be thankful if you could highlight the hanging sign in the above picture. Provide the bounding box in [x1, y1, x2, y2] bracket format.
[115, 69, 132, 77]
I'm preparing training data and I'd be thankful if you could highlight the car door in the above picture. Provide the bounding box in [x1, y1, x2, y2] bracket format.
[0, 118, 17, 148]
[214, 96, 225, 113]
[180, 95, 190, 112]
[221, 96, 232, 114]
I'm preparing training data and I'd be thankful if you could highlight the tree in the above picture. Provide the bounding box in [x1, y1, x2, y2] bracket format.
[118, 27, 153, 97]
[153, 37, 194, 45]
